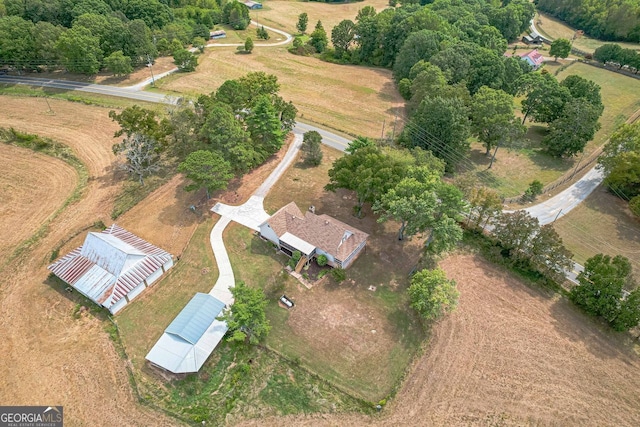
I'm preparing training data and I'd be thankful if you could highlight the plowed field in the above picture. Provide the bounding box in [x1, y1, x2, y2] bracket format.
[236, 255, 640, 426]
[0, 97, 177, 426]
[0, 143, 77, 258]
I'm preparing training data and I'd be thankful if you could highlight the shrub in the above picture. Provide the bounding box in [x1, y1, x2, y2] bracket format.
[316, 254, 328, 266]
[288, 250, 302, 269]
[331, 267, 346, 282]
[522, 179, 544, 202]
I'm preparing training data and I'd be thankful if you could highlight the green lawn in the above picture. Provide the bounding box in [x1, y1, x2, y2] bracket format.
[226, 223, 425, 402]
[554, 187, 640, 285]
[468, 61, 640, 198]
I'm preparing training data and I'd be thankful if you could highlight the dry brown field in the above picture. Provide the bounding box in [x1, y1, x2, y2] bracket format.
[0, 96, 193, 426]
[157, 46, 403, 138]
[0, 143, 77, 258]
[237, 254, 640, 427]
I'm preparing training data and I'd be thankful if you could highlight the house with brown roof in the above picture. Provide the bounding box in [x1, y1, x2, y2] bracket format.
[48, 224, 174, 314]
[258, 202, 368, 269]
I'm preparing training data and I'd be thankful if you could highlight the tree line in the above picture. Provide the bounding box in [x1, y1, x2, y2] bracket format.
[537, 0, 640, 42]
[110, 72, 296, 195]
[0, 0, 251, 75]
[301, 2, 603, 173]
[593, 43, 640, 73]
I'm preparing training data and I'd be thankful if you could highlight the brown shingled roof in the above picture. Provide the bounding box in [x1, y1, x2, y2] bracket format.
[265, 203, 368, 261]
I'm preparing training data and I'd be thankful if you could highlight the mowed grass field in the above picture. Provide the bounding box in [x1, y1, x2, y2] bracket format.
[535, 11, 640, 53]
[156, 46, 402, 138]
[256, 0, 390, 35]
[469, 61, 640, 197]
[554, 186, 640, 283]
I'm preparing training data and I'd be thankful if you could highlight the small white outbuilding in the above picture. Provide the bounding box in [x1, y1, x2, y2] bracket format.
[48, 224, 174, 314]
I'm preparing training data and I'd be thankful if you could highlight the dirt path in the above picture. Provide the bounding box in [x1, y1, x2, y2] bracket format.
[0, 97, 177, 426]
[236, 254, 640, 427]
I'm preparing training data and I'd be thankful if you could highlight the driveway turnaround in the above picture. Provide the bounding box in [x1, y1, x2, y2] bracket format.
[207, 132, 302, 307]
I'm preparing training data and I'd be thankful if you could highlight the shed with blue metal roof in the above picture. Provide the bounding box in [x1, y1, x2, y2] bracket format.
[146, 293, 229, 373]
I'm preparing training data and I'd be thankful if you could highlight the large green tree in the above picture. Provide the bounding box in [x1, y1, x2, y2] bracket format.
[493, 210, 573, 279]
[55, 25, 102, 74]
[331, 19, 355, 58]
[470, 86, 524, 156]
[0, 16, 36, 69]
[518, 72, 571, 124]
[218, 282, 271, 345]
[199, 102, 258, 172]
[309, 20, 328, 53]
[246, 95, 285, 157]
[599, 122, 640, 198]
[549, 38, 572, 61]
[301, 130, 323, 166]
[178, 150, 233, 199]
[109, 105, 171, 145]
[296, 12, 308, 34]
[408, 268, 459, 321]
[402, 95, 470, 171]
[542, 99, 601, 157]
[104, 50, 133, 76]
[570, 254, 638, 331]
[173, 48, 198, 72]
[326, 145, 413, 217]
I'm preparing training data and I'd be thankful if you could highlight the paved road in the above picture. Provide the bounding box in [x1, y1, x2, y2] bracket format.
[0, 75, 352, 152]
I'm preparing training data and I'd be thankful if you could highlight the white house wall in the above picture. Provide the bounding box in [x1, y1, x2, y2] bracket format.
[163, 259, 174, 272]
[259, 224, 279, 245]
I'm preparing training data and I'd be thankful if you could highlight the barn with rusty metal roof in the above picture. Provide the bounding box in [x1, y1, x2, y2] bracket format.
[48, 224, 174, 314]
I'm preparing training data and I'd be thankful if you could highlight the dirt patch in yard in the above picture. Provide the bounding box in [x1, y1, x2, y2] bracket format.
[0, 143, 77, 258]
[237, 254, 640, 426]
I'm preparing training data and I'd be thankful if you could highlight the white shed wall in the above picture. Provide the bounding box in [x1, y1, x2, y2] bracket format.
[146, 268, 163, 286]
[127, 281, 147, 301]
[109, 297, 128, 314]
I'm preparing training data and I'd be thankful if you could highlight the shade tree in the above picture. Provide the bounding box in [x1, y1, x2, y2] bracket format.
[178, 150, 233, 199]
[408, 268, 459, 321]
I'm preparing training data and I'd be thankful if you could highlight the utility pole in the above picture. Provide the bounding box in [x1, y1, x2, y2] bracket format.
[553, 208, 563, 223]
[147, 54, 155, 87]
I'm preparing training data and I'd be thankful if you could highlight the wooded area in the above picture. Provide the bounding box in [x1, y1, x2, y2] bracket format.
[537, 0, 640, 42]
[0, 0, 250, 74]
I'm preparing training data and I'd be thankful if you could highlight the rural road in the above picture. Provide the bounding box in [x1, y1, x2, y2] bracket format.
[127, 20, 294, 90]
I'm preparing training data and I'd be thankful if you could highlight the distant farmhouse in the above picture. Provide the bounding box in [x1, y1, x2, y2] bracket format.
[259, 202, 368, 269]
[146, 293, 228, 374]
[505, 49, 545, 70]
[48, 224, 173, 314]
[518, 49, 545, 70]
[243, 0, 263, 9]
[209, 30, 226, 39]
[522, 34, 544, 46]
